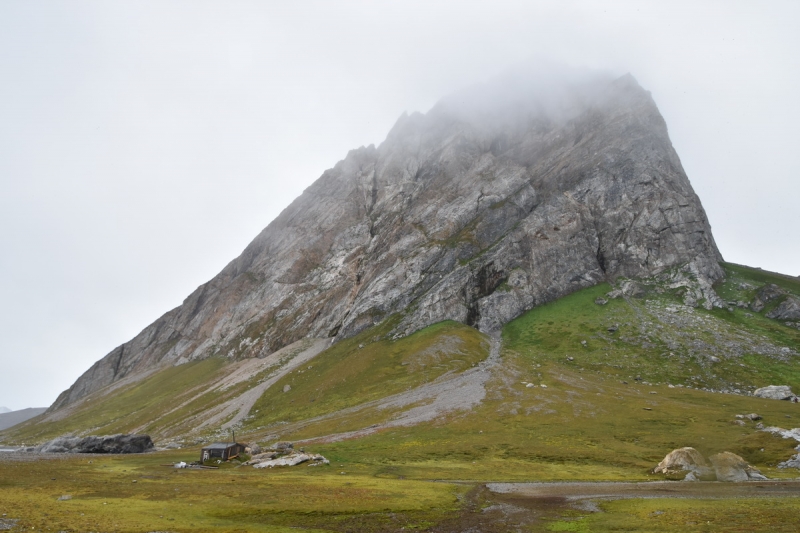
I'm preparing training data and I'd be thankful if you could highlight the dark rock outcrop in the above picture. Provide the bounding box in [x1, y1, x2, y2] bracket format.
[51, 67, 723, 410]
[36, 434, 154, 454]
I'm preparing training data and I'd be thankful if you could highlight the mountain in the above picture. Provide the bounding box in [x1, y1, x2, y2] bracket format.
[0, 407, 11, 414]
[49, 67, 723, 415]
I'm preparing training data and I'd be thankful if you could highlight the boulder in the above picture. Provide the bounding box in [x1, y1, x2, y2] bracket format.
[36, 434, 154, 454]
[652, 447, 715, 480]
[246, 452, 278, 463]
[620, 280, 646, 298]
[272, 441, 294, 452]
[766, 296, 800, 321]
[245, 443, 262, 455]
[753, 385, 797, 401]
[709, 452, 766, 481]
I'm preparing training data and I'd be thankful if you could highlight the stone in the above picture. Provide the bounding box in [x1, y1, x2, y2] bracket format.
[745, 413, 762, 421]
[709, 452, 765, 482]
[753, 385, 797, 401]
[283, 384, 291, 393]
[760, 426, 800, 442]
[245, 444, 262, 455]
[751, 283, 785, 312]
[0, 518, 19, 531]
[778, 445, 800, 469]
[273, 441, 294, 452]
[620, 280, 647, 298]
[246, 452, 278, 463]
[652, 447, 715, 480]
[766, 296, 800, 321]
[594, 298, 608, 306]
[251, 452, 329, 468]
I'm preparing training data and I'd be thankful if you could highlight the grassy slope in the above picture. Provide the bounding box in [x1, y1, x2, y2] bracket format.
[243, 319, 489, 439]
[260, 264, 799, 484]
[0, 320, 489, 445]
[2, 357, 243, 444]
[1, 263, 799, 531]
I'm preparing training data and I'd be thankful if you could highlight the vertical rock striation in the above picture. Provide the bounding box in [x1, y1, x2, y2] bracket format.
[51, 68, 723, 410]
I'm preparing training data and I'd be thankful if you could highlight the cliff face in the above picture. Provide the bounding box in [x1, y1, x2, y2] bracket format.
[52, 70, 723, 411]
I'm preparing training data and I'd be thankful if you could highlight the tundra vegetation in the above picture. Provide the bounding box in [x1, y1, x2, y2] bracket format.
[1, 263, 799, 531]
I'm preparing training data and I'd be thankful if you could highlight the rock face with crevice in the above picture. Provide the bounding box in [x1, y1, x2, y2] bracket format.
[51, 68, 723, 411]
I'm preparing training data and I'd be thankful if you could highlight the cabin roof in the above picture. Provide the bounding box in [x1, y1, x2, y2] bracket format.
[203, 442, 241, 450]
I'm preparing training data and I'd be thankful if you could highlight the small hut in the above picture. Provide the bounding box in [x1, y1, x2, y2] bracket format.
[200, 442, 246, 462]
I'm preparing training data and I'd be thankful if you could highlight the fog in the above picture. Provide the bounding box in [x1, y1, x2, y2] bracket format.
[1, 1, 798, 411]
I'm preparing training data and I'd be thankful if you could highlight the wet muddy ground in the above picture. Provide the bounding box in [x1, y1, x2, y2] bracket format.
[424, 480, 800, 533]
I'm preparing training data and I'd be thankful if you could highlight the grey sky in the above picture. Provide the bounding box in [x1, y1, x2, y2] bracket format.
[1, 1, 797, 411]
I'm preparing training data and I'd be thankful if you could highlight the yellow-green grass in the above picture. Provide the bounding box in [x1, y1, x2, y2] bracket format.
[243, 320, 489, 436]
[297, 360, 800, 482]
[2, 261, 800, 531]
[0, 450, 464, 532]
[2, 449, 798, 532]
[546, 497, 800, 533]
[1, 357, 250, 444]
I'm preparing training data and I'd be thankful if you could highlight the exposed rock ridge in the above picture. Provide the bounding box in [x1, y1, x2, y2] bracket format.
[51, 69, 723, 411]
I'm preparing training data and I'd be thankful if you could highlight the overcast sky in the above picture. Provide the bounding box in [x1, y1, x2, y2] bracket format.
[1, 1, 798, 411]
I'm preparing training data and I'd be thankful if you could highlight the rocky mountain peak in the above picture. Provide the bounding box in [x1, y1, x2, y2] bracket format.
[50, 68, 723, 411]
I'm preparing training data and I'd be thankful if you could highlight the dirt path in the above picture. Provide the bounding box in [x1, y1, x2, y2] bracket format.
[487, 480, 800, 501]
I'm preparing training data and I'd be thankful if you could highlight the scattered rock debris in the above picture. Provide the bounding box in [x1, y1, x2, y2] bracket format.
[245, 442, 329, 468]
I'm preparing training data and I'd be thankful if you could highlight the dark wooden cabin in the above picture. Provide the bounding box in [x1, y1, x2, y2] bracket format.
[200, 442, 246, 462]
